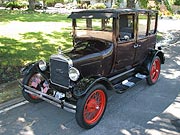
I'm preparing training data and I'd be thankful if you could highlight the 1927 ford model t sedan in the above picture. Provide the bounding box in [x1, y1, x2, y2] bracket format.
[20, 9, 165, 129]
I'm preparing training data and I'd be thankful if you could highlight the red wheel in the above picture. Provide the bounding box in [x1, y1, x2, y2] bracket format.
[84, 89, 106, 124]
[76, 84, 107, 129]
[147, 56, 161, 85]
[22, 73, 44, 103]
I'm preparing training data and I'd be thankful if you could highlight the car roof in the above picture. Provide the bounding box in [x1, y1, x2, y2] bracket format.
[68, 8, 158, 19]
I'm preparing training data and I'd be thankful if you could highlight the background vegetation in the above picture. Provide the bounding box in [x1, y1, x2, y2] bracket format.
[0, 10, 72, 84]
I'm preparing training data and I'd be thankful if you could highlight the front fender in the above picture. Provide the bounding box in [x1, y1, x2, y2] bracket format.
[73, 77, 113, 97]
[20, 62, 40, 76]
[20, 62, 37, 76]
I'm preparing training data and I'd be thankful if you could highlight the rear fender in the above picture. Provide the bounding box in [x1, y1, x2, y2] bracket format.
[142, 49, 165, 74]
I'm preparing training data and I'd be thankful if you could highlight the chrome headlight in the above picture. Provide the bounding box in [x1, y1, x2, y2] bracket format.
[38, 60, 47, 71]
[69, 67, 80, 81]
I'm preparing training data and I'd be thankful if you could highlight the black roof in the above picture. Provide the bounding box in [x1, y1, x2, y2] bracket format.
[68, 8, 158, 19]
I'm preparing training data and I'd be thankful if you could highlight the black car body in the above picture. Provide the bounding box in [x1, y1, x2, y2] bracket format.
[20, 9, 165, 129]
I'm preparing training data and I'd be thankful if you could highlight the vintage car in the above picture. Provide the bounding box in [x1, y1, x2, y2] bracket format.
[20, 9, 165, 129]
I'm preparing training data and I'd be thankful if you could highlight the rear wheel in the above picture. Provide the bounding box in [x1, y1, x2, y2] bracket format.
[22, 73, 44, 103]
[146, 56, 161, 85]
[76, 84, 107, 129]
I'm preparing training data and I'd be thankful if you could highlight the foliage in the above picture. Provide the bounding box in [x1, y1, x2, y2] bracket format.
[46, 0, 64, 6]
[88, 3, 106, 9]
[158, 10, 172, 16]
[112, 4, 119, 9]
[174, 0, 180, 5]
[139, 0, 148, 8]
[6, 1, 27, 10]
[0, 10, 72, 84]
[164, 0, 173, 13]
[127, 0, 135, 8]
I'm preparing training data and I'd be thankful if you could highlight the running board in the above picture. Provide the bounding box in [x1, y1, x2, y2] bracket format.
[23, 85, 76, 113]
[113, 73, 147, 94]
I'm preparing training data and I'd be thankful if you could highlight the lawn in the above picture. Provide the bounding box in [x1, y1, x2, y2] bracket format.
[0, 10, 73, 84]
[0, 9, 74, 103]
[0, 10, 70, 22]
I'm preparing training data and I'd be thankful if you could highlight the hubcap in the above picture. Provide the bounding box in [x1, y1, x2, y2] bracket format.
[83, 90, 106, 124]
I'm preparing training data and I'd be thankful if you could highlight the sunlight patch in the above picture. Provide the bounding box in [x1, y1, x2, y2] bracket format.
[161, 69, 180, 79]
[120, 129, 131, 135]
[17, 117, 26, 123]
[20, 126, 35, 135]
[0, 43, 4, 46]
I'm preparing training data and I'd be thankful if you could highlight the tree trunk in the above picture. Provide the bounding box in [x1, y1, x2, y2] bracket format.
[28, 0, 35, 10]
[111, 0, 114, 6]
[127, 0, 136, 8]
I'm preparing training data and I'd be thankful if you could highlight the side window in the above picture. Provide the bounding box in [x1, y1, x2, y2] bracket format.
[149, 14, 156, 34]
[119, 14, 134, 40]
[138, 14, 148, 39]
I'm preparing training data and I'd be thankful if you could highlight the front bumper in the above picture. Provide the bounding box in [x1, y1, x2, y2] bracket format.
[21, 83, 76, 113]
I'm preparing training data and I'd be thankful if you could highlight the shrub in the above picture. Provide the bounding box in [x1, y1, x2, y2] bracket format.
[6, 1, 27, 10]
[174, 0, 180, 6]
[112, 4, 119, 9]
[88, 3, 106, 9]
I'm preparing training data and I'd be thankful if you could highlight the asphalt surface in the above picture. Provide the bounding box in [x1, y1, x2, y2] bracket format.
[0, 19, 180, 135]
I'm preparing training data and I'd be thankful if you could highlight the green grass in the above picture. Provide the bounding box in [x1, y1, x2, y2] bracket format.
[0, 31, 73, 83]
[0, 10, 73, 84]
[0, 9, 74, 103]
[0, 81, 21, 103]
[0, 10, 71, 22]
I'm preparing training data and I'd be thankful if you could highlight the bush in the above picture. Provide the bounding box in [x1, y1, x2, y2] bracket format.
[88, 3, 106, 9]
[112, 4, 119, 9]
[174, 0, 180, 5]
[6, 1, 27, 10]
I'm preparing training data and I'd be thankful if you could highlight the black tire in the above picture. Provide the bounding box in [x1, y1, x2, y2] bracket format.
[75, 84, 107, 129]
[22, 72, 43, 103]
[146, 56, 161, 85]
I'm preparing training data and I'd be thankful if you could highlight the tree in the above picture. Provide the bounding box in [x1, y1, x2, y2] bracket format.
[174, 0, 180, 5]
[127, 0, 136, 8]
[28, 0, 35, 10]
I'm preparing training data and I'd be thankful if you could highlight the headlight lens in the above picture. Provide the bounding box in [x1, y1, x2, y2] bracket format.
[38, 60, 47, 71]
[69, 67, 80, 81]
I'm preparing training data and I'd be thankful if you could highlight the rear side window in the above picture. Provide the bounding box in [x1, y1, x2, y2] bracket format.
[138, 14, 148, 39]
[149, 14, 156, 34]
[119, 14, 134, 40]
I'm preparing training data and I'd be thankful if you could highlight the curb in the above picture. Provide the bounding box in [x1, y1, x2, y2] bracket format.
[0, 96, 25, 110]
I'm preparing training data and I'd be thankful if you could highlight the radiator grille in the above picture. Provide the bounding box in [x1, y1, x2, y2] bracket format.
[50, 58, 70, 88]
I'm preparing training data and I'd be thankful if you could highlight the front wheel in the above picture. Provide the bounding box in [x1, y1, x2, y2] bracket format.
[146, 56, 161, 85]
[75, 84, 107, 129]
[22, 73, 45, 103]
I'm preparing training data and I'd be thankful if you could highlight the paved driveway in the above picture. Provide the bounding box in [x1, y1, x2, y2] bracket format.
[0, 20, 180, 135]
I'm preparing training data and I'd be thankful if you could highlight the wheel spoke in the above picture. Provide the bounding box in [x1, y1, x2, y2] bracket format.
[83, 89, 106, 124]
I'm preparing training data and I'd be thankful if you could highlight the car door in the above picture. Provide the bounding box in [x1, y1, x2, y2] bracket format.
[114, 14, 136, 71]
[134, 12, 157, 65]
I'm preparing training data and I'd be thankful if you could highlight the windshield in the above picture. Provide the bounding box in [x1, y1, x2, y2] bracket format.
[74, 18, 113, 41]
